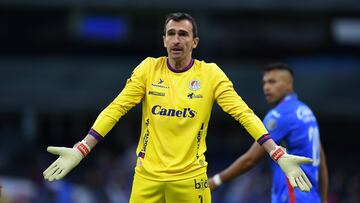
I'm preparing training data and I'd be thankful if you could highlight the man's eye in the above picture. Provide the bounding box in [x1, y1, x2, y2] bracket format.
[179, 32, 188, 36]
[167, 31, 175, 36]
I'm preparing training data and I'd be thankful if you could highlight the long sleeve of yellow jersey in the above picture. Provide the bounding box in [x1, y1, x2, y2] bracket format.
[212, 65, 268, 141]
[91, 59, 149, 136]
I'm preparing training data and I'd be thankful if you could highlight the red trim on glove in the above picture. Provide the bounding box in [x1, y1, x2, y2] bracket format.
[76, 143, 90, 157]
[271, 147, 285, 161]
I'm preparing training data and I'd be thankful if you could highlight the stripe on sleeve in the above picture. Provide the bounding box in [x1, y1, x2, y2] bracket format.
[88, 128, 103, 141]
[257, 133, 271, 145]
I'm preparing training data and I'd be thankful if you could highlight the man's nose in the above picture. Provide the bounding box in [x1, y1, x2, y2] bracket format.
[172, 34, 180, 43]
[263, 84, 270, 92]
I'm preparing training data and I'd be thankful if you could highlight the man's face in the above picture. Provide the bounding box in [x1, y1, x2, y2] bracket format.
[263, 69, 293, 105]
[163, 19, 199, 63]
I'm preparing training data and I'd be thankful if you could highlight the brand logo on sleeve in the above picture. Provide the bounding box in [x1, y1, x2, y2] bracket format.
[270, 110, 281, 118]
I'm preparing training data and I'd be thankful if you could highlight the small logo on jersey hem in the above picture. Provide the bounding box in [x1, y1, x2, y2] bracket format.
[148, 91, 165, 96]
[189, 79, 200, 91]
[194, 178, 208, 189]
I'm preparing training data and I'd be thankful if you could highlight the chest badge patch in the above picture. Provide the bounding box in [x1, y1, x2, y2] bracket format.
[266, 118, 278, 131]
[189, 79, 200, 91]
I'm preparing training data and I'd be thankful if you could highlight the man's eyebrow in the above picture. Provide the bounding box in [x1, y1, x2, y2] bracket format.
[178, 30, 189, 34]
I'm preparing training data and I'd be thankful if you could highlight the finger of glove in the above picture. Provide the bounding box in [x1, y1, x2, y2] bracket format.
[302, 172, 312, 189]
[55, 168, 71, 181]
[52, 168, 64, 181]
[47, 146, 64, 156]
[294, 156, 313, 164]
[295, 177, 306, 192]
[44, 163, 61, 181]
[288, 177, 297, 188]
[298, 176, 310, 192]
[48, 167, 64, 181]
[43, 160, 59, 176]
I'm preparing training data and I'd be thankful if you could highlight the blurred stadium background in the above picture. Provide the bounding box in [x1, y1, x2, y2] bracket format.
[1, 0, 360, 202]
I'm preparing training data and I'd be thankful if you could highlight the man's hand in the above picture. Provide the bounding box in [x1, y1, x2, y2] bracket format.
[208, 177, 217, 192]
[43, 141, 90, 181]
[208, 174, 223, 192]
[270, 146, 313, 192]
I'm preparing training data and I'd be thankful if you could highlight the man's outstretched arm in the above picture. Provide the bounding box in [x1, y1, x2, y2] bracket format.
[43, 132, 100, 181]
[209, 141, 266, 191]
[210, 138, 313, 192]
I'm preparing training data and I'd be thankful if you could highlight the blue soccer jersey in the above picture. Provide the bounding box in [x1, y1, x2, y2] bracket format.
[263, 93, 321, 203]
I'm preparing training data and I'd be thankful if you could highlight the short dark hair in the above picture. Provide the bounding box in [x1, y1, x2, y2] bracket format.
[163, 12, 199, 38]
[264, 62, 294, 78]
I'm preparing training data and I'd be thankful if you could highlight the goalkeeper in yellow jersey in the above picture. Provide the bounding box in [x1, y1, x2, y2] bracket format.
[43, 12, 313, 203]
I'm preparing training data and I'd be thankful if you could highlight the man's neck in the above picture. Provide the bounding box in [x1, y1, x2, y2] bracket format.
[167, 57, 194, 73]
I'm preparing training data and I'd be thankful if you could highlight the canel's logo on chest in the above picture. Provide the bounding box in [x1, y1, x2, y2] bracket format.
[151, 105, 196, 118]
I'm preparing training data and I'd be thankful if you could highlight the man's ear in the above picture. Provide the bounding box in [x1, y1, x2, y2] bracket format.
[163, 35, 167, 48]
[193, 37, 199, 48]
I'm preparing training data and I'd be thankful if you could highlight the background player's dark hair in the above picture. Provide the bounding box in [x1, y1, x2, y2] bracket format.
[264, 62, 294, 78]
[163, 12, 199, 38]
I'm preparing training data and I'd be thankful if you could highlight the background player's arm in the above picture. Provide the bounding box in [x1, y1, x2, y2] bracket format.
[212, 67, 313, 191]
[209, 142, 266, 191]
[319, 144, 329, 203]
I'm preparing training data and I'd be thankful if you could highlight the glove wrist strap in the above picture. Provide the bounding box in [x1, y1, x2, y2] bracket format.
[75, 140, 91, 157]
[269, 146, 286, 161]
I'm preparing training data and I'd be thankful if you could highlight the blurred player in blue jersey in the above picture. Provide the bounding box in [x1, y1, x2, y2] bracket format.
[209, 63, 329, 203]
[43, 12, 314, 203]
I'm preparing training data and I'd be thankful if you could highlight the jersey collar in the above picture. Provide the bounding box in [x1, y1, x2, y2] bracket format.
[166, 58, 194, 73]
[281, 92, 298, 104]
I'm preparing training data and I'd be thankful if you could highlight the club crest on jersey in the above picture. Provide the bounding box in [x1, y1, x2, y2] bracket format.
[189, 79, 200, 91]
[266, 118, 277, 130]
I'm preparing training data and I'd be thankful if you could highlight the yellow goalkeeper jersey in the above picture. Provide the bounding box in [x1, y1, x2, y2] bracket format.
[91, 56, 268, 181]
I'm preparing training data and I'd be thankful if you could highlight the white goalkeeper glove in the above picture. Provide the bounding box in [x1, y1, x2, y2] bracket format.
[270, 146, 313, 192]
[43, 141, 91, 181]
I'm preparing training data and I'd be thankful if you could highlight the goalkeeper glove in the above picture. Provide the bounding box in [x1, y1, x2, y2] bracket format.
[270, 146, 313, 192]
[43, 141, 91, 181]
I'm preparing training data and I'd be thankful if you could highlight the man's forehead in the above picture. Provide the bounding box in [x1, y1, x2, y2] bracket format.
[165, 19, 193, 31]
[263, 69, 292, 81]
